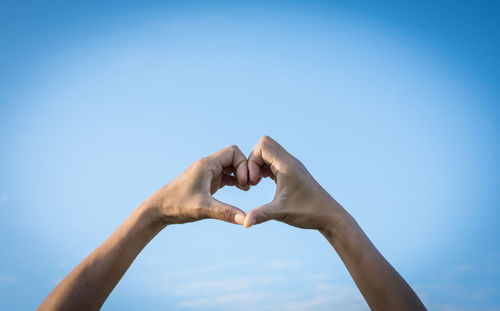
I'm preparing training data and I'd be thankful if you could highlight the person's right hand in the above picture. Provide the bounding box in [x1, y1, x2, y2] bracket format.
[143, 145, 249, 226]
[244, 136, 347, 231]
[245, 137, 427, 311]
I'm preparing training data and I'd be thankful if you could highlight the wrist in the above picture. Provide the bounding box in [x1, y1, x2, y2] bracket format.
[318, 200, 356, 242]
[137, 199, 169, 231]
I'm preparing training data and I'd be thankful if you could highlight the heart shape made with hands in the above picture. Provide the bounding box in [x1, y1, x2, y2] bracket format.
[159, 135, 332, 231]
[194, 137, 284, 228]
[205, 135, 327, 231]
[217, 161, 277, 226]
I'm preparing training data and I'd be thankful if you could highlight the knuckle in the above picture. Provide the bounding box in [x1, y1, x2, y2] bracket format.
[196, 157, 210, 168]
[217, 207, 233, 221]
[258, 136, 275, 151]
[260, 135, 272, 144]
[227, 144, 241, 154]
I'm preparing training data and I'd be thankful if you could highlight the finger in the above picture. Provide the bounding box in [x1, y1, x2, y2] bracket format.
[244, 201, 279, 228]
[261, 165, 275, 179]
[220, 175, 237, 188]
[206, 198, 247, 225]
[251, 176, 262, 186]
[219, 175, 249, 191]
[211, 175, 242, 195]
[222, 166, 234, 175]
[248, 136, 283, 184]
[248, 150, 263, 185]
[210, 145, 249, 190]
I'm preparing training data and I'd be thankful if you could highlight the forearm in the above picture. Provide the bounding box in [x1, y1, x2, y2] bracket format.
[38, 145, 249, 311]
[320, 205, 426, 311]
[38, 203, 165, 311]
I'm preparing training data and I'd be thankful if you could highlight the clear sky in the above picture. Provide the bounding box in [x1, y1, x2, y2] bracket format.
[1, 1, 499, 310]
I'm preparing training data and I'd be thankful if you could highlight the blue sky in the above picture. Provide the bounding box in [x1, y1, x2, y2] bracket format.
[1, 1, 499, 310]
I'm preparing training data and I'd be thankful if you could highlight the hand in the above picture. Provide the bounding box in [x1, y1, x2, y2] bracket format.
[144, 145, 250, 226]
[244, 136, 346, 230]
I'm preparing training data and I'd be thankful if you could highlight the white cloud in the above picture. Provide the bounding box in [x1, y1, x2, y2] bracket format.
[174, 282, 367, 311]
[0, 274, 18, 283]
[453, 264, 475, 273]
[158, 258, 302, 279]
[139, 258, 371, 310]
[0, 192, 8, 205]
[278, 284, 368, 311]
[177, 291, 283, 310]
[416, 284, 500, 311]
[265, 259, 302, 270]
[434, 305, 500, 311]
[281, 293, 367, 311]
[172, 276, 285, 295]
[158, 259, 255, 278]
[304, 273, 333, 282]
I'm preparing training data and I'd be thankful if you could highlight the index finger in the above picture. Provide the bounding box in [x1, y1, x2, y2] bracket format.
[209, 145, 249, 189]
[248, 136, 284, 184]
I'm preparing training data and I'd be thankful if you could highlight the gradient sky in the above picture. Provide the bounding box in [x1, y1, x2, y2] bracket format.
[1, 1, 499, 310]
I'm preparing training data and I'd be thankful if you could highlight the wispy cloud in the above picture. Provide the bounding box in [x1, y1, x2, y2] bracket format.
[143, 258, 366, 311]
[264, 259, 302, 270]
[174, 282, 367, 311]
[177, 291, 288, 310]
[453, 264, 475, 273]
[172, 276, 285, 295]
[434, 305, 500, 311]
[0, 192, 8, 205]
[280, 284, 367, 311]
[0, 274, 18, 283]
[159, 258, 302, 279]
[416, 283, 500, 311]
[305, 273, 333, 282]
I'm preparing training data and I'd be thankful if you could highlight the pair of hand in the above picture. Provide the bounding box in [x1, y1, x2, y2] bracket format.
[38, 136, 427, 311]
[145, 136, 345, 232]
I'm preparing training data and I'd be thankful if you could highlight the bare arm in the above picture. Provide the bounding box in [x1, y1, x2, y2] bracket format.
[37, 204, 164, 311]
[321, 208, 426, 310]
[38, 145, 249, 311]
[244, 136, 426, 311]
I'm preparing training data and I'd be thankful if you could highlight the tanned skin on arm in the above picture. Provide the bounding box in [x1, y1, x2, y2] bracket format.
[244, 136, 426, 311]
[321, 205, 426, 310]
[38, 204, 164, 310]
[38, 145, 250, 311]
[38, 138, 426, 311]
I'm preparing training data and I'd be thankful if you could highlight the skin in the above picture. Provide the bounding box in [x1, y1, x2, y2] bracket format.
[38, 137, 426, 311]
[245, 136, 427, 311]
[38, 145, 249, 311]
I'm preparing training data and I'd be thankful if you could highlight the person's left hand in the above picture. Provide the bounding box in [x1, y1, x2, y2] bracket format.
[143, 145, 250, 226]
[243, 136, 344, 231]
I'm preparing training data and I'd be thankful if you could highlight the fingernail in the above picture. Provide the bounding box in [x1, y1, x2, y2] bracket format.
[234, 214, 245, 225]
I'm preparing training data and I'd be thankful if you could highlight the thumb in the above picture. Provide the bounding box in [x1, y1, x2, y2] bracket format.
[244, 201, 280, 228]
[207, 198, 247, 225]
